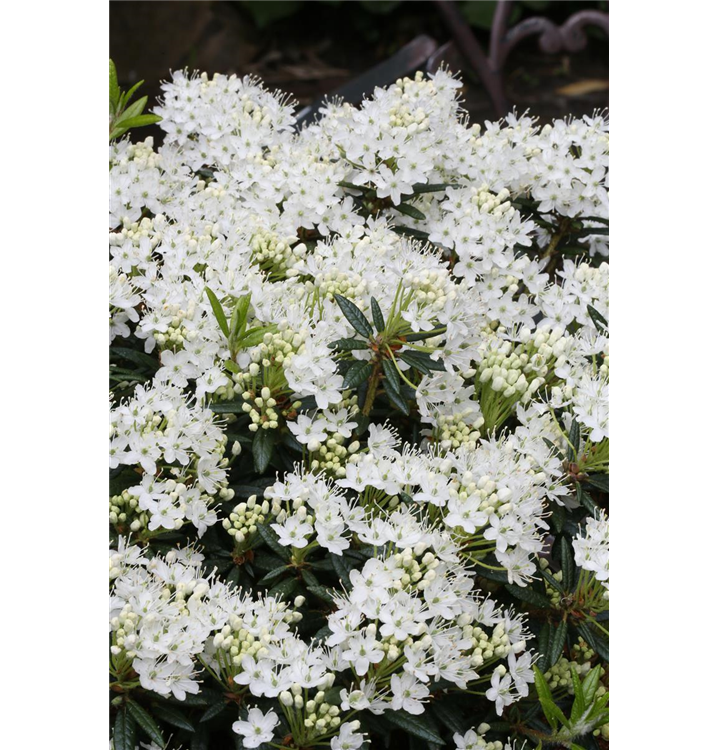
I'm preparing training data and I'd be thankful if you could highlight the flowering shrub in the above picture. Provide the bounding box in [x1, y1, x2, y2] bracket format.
[110, 63, 609, 750]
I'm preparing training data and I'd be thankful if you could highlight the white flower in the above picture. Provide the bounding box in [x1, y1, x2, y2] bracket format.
[390, 672, 430, 715]
[232, 707, 279, 748]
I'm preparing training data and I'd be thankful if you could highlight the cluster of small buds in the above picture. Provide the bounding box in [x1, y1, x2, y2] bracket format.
[570, 637, 596, 664]
[251, 228, 306, 279]
[154, 301, 198, 349]
[447, 472, 509, 521]
[464, 622, 513, 668]
[478, 327, 569, 404]
[242, 384, 283, 433]
[538, 558, 563, 606]
[279, 688, 343, 736]
[109, 489, 148, 534]
[222, 495, 270, 551]
[543, 657, 592, 691]
[470, 185, 514, 217]
[213, 600, 304, 667]
[404, 267, 454, 312]
[389, 71, 434, 130]
[308, 432, 356, 477]
[392, 547, 442, 592]
[435, 410, 484, 451]
[313, 268, 367, 302]
[112, 136, 162, 169]
[256, 324, 308, 369]
[109, 215, 164, 250]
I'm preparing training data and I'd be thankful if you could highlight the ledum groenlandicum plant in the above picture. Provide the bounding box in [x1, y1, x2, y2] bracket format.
[110, 59, 608, 750]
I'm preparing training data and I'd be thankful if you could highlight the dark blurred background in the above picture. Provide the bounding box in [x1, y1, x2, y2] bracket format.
[110, 0, 608, 139]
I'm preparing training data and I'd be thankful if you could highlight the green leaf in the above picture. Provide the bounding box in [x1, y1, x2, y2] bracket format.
[237, 324, 273, 349]
[567, 419, 581, 462]
[392, 226, 430, 240]
[582, 665, 602, 705]
[205, 287, 229, 338]
[200, 699, 228, 723]
[256, 523, 291, 562]
[393, 202, 427, 221]
[126, 700, 165, 746]
[586, 473, 609, 493]
[411, 182, 456, 194]
[547, 620, 568, 668]
[381, 358, 402, 394]
[343, 360, 373, 389]
[330, 552, 352, 586]
[307, 584, 337, 604]
[229, 294, 252, 342]
[113, 706, 137, 750]
[116, 95, 148, 124]
[252, 428, 276, 473]
[334, 294, 373, 338]
[551, 503, 566, 533]
[338, 180, 368, 192]
[383, 710, 445, 745]
[505, 584, 553, 609]
[209, 401, 245, 414]
[109, 59, 120, 110]
[116, 114, 162, 129]
[533, 667, 570, 729]
[330, 337, 370, 351]
[153, 702, 195, 732]
[257, 565, 291, 585]
[120, 79, 145, 110]
[110, 347, 159, 372]
[569, 667, 586, 722]
[400, 349, 445, 373]
[559, 536, 575, 591]
[587, 304, 608, 332]
[370, 297, 386, 333]
[576, 483, 598, 514]
[536, 622, 552, 672]
[384, 379, 410, 415]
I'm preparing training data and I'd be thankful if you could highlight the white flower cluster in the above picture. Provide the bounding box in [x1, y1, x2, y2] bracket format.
[109, 65, 609, 749]
[572, 509, 609, 589]
[109, 382, 230, 535]
[110, 540, 304, 703]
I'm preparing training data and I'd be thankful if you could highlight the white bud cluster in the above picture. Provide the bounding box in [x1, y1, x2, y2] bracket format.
[435, 409, 484, 450]
[470, 185, 514, 217]
[314, 268, 367, 302]
[299, 690, 342, 735]
[251, 228, 306, 279]
[222, 494, 270, 550]
[404, 267, 455, 312]
[463, 622, 512, 667]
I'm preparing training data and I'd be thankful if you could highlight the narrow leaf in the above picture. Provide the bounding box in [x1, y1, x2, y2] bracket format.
[381, 358, 402, 394]
[252, 428, 276, 473]
[547, 620, 568, 668]
[370, 297, 385, 332]
[152, 703, 195, 732]
[383, 710, 445, 745]
[330, 337, 370, 351]
[126, 699, 165, 745]
[113, 706, 137, 750]
[394, 202, 427, 221]
[205, 287, 229, 338]
[334, 294, 373, 338]
[342, 360, 373, 389]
